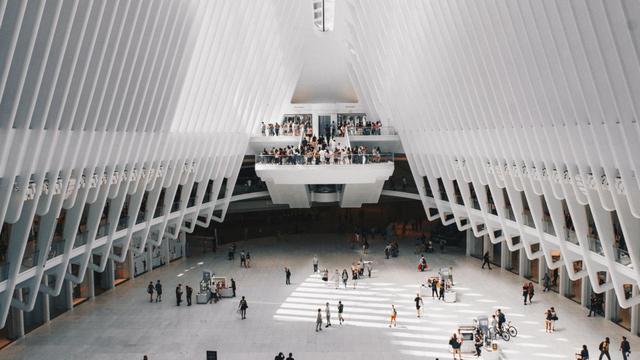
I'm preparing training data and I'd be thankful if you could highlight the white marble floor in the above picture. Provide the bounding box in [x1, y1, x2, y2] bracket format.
[2, 233, 638, 360]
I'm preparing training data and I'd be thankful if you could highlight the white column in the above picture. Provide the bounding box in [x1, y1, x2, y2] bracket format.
[519, 248, 529, 278]
[42, 277, 50, 323]
[501, 243, 510, 270]
[559, 265, 569, 298]
[631, 285, 639, 336]
[465, 229, 473, 257]
[87, 266, 95, 299]
[14, 290, 25, 339]
[65, 280, 73, 311]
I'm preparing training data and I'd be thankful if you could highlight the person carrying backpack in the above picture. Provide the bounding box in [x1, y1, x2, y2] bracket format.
[599, 337, 611, 360]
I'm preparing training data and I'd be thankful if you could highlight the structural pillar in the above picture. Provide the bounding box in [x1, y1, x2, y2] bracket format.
[465, 229, 473, 257]
[501, 243, 510, 270]
[13, 290, 24, 339]
[519, 248, 529, 278]
[65, 280, 73, 311]
[581, 279, 591, 308]
[559, 265, 569, 298]
[42, 277, 50, 323]
[87, 265, 95, 299]
[631, 285, 639, 336]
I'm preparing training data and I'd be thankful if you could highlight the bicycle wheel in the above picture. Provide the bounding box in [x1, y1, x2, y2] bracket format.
[508, 326, 518, 337]
[500, 332, 511, 341]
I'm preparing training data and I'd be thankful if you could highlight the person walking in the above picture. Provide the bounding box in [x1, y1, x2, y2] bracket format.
[366, 262, 372, 278]
[155, 280, 162, 302]
[550, 307, 558, 331]
[313, 255, 319, 273]
[598, 337, 610, 360]
[341, 269, 348, 288]
[231, 278, 236, 297]
[240, 250, 246, 268]
[338, 301, 344, 324]
[238, 296, 248, 319]
[147, 282, 154, 302]
[481, 252, 492, 269]
[274, 352, 285, 360]
[333, 269, 340, 289]
[389, 305, 397, 328]
[528, 282, 535, 304]
[438, 279, 445, 301]
[352, 268, 358, 289]
[449, 333, 463, 360]
[186, 285, 193, 306]
[246, 251, 251, 267]
[620, 336, 631, 360]
[325, 302, 332, 328]
[544, 308, 553, 333]
[414, 293, 423, 318]
[315, 308, 323, 332]
[522, 282, 529, 305]
[285, 353, 295, 360]
[284, 267, 291, 285]
[176, 284, 183, 306]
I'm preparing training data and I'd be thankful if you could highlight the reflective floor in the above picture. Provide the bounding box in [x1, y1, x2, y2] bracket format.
[2, 234, 638, 360]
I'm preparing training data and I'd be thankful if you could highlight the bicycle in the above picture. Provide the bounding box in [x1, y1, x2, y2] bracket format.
[502, 321, 518, 337]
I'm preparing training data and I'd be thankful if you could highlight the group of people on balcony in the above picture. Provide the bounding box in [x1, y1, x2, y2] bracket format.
[260, 118, 312, 137]
[259, 117, 386, 138]
[259, 136, 384, 166]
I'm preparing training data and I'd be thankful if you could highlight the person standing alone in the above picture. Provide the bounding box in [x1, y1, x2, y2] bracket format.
[482, 251, 492, 269]
[338, 301, 344, 325]
[284, 267, 291, 285]
[414, 293, 423, 318]
[312, 255, 319, 273]
[389, 305, 397, 328]
[238, 296, 248, 319]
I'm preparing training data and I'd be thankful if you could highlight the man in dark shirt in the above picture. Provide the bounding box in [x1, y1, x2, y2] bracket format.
[185, 285, 193, 306]
[155, 280, 162, 302]
[482, 252, 492, 269]
[414, 294, 423, 318]
[620, 336, 631, 360]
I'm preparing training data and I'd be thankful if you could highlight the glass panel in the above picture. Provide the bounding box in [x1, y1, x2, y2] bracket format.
[256, 153, 394, 165]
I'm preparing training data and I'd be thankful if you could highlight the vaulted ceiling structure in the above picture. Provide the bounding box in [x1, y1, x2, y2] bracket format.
[0, 0, 639, 329]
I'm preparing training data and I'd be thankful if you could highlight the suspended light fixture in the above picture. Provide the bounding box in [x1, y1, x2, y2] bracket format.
[313, 0, 336, 32]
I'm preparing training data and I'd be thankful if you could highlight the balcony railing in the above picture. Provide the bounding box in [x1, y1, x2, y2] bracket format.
[347, 126, 397, 136]
[255, 153, 394, 166]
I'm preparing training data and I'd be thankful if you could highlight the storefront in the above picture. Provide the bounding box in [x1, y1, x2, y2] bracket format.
[567, 261, 583, 304]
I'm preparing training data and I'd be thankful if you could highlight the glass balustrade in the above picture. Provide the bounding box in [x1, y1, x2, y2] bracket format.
[256, 153, 394, 165]
[615, 248, 632, 266]
[588, 235, 604, 256]
[347, 126, 397, 136]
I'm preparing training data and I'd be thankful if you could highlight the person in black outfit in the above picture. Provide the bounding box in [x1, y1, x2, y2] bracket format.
[155, 280, 162, 302]
[230, 278, 236, 297]
[285, 353, 295, 360]
[620, 336, 631, 360]
[588, 294, 597, 317]
[438, 280, 445, 300]
[274, 352, 285, 360]
[285, 267, 291, 285]
[147, 282, 154, 302]
[239, 296, 248, 319]
[598, 337, 610, 360]
[185, 285, 193, 306]
[176, 284, 183, 306]
[482, 252, 492, 269]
